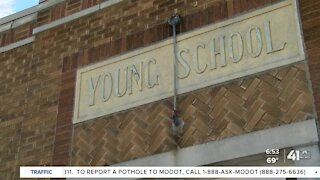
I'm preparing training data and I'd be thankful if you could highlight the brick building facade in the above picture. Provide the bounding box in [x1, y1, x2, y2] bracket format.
[0, 0, 319, 179]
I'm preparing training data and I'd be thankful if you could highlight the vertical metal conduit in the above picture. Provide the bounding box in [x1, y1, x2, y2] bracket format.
[168, 15, 184, 136]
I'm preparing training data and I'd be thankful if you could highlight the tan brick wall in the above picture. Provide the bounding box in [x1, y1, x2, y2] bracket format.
[0, 44, 32, 179]
[0, 40, 60, 179]
[1, 0, 320, 179]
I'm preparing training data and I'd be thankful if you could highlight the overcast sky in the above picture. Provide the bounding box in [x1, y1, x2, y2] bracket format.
[0, 0, 38, 18]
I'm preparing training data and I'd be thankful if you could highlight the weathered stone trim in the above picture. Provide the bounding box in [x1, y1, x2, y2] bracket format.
[0, 36, 34, 53]
[33, 5, 99, 34]
[0, 22, 12, 33]
[11, 13, 37, 29]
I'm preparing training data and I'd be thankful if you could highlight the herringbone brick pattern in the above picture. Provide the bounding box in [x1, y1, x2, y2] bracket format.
[300, 0, 320, 119]
[72, 62, 314, 165]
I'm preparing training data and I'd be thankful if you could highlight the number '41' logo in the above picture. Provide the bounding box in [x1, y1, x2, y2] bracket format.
[287, 150, 300, 161]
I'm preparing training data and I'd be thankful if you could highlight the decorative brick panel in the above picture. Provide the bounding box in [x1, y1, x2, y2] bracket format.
[13, 24, 33, 42]
[71, 62, 313, 165]
[36, 0, 103, 27]
[0, 30, 13, 47]
[0, 22, 34, 47]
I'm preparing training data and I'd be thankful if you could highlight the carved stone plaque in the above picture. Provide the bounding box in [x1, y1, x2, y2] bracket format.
[73, 0, 305, 124]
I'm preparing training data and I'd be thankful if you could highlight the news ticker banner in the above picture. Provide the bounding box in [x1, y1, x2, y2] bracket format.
[21, 166, 320, 178]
